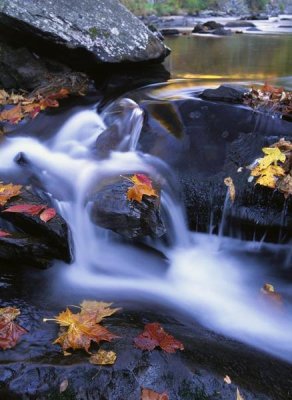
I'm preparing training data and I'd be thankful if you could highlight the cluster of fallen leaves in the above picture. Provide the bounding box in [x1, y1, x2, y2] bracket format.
[0, 182, 57, 237]
[0, 72, 88, 125]
[243, 83, 292, 120]
[126, 174, 158, 203]
[249, 139, 292, 197]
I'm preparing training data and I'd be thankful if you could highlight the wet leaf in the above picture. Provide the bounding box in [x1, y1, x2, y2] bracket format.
[0, 230, 12, 238]
[59, 379, 69, 393]
[224, 375, 232, 384]
[141, 388, 169, 400]
[277, 174, 292, 197]
[127, 174, 158, 203]
[253, 165, 285, 189]
[236, 388, 245, 400]
[257, 147, 286, 170]
[224, 177, 235, 202]
[0, 307, 27, 350]
[0, 183, 22, 206]
[40, 207, 57, 222]
[89, 349, 117, 365]
[261, 283, 283, 307]
[3, 204, 46, 216]
[80, 301, 120, 323]
[134, 322, 184, 353]
[0, 104, 23, 124]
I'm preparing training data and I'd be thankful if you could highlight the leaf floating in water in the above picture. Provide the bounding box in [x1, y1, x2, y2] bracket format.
[0, 183, 22, 206]
[127, 174, 158, 203]
[141, 388, 169, 400]
[40, 207, 57, 222]
[134, 322, 184, 353]
[89, 349, 117, 365]
[0, 307, 27, 350]
[224, 177, 235, 202]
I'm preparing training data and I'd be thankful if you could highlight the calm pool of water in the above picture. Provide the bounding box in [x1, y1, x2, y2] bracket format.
[165, 34, 292, 88]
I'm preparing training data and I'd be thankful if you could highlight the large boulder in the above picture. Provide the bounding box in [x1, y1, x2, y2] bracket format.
[0, 0, 169, 72]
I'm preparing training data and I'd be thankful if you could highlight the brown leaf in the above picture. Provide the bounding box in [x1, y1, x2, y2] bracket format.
[141, 388, 169, 400]
[3, 204, 46, 216]
[0, 183, 22, 206]
[40, 207, 57, 222]
[261, 283, 283, 307]
[224, 177, 235, 202]
[134, 322, 184, 353]
[80, 301, 121, 323]
[0, 307, 27, 350]
[89, 349, 117, 365]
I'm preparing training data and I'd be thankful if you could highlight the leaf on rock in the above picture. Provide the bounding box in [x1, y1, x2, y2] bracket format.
[3, 204, 46, 216]
[127, 174, 158, 203]
[40, 207, 57, 222]
[59, 379, 69, 393]
[89, 349, 117, 365]
[134, 322, 184, 353]
[141, 388, 169, 400]
[236, 388, 245, 400]
[224, 375, 232, 384]
[257, 147, 285, 170]
[0, 104, 23, 124]
[224, 177, 235, 202]
[80, 301, 120, 323]
[0, 307, 27, 350]
[252, 165, 285, 189]
[0, 183, 22, 206]
[276, 174, 292, 198]
[0, 230, 12, 238]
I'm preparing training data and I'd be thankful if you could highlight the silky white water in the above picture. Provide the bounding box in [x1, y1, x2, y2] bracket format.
[0, 96, 291, 363]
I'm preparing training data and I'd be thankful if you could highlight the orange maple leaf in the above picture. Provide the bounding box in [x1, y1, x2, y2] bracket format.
[127, 174, 158, 203]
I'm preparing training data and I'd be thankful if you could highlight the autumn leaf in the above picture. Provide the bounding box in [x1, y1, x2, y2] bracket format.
[251, 164, 285, 189]
[141, 388, 169, 400]
[127, 174, 158, 203]
[40, 208, 56, 222]
[224, 375, 232, 384]
[236, 388, 245, 400]
[89, 349, 117, 365]
[0, 230, 12, 238]
[277, 174, 292, 197]
[261, 283, 283, 307]
[0, 307, 27, 350]
[134, 322, 184, 353]
[0, 183, 22, 206]
[80, 301, 120, 324]
[224, 177, 235, 202]
[0, 104, 23, 124]
[257, 147, 286, 170]
[3, 204, 46, 216]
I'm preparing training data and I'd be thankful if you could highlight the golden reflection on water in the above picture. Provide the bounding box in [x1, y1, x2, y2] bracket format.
[164, 35, 292, 83]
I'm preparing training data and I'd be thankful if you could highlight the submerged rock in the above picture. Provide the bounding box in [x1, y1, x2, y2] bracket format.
[90, 180, 165, 239]
[0, 0, 169, 71]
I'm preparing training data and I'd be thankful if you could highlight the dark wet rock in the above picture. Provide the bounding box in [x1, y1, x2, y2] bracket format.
[203, 20, 224, 30]
[89, 180, 165, 239]
[246, 27, 262, 31]
[0, 0, 169, 73]
[192, 23, 209, 33]
[278, 25, 292, 28]
[240, 14, 269, 20]
[225, 20, 256, 27]
[0, 40, 71, 91]
[213, 27, 233, 36]
[0, 187, 72, 266]
[201, 84, 248, 103]
[137, 95, 292, 243]
[160, 28, 180, 36]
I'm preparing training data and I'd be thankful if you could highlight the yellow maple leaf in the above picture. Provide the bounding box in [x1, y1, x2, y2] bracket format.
[89, 349, 117, 365]
[251, 164, 285, 189]
[257, 147, 285, 170]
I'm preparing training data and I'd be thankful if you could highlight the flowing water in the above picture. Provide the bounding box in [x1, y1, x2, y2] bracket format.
[1, 80, 292, 367]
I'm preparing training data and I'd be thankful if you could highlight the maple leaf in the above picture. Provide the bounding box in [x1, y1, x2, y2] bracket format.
[45, 306, 119, 353]
[141, 388, 169, 400]
[40, 208, 56, 222]
[3, 204, 47, 215]
[80, 301, 120, 324]
[0, 183, 22, 206]
[134, 322, 184, 353]
[251, 164, 285, 189]
[224, 177, 235, 202]
[257, 147, 285, 170]
[0, 307, 27, 350]
[89, 349, 117, 365]
[127, 174, 158, 203]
